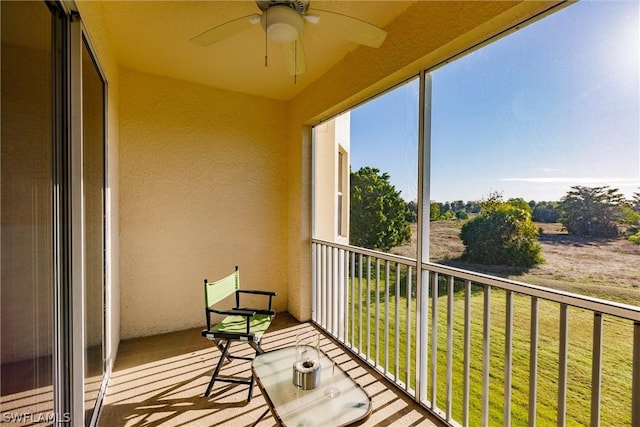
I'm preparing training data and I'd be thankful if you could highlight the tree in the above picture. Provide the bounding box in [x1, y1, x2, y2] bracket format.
[452, 200, 465, 211]
[349, 167, 411, 252]
[532, 201, 562, 223]
[559, 186, 628, 238]
[406, 200, 418, 223]
[465, 201, 481, 214]
[460, 194, 543, 267]
[430, 202, 441, 220]
[632, 190, 640, 212]
[624, 190, 640, 238]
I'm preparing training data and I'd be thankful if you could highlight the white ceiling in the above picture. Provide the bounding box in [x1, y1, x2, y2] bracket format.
[100, 1, 416, 101]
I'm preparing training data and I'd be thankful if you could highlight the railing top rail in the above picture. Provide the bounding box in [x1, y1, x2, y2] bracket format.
[312, 238, 416, 265]
[312, 238, 640, 322]
[424, 261, 640, 321]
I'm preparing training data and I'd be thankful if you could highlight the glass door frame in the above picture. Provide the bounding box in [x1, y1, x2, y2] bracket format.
[79, 27, 108, 427]
[50, 2, 109, 424]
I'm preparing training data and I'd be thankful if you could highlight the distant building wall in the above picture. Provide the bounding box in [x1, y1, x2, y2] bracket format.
[313, 112, 350, 245]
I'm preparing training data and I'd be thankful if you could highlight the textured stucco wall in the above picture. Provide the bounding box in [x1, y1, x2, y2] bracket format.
[119, 68, 288, 339]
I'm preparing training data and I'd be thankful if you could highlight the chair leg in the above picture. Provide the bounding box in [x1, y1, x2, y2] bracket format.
[247, 374, 254, 403]
[246, 343, 260, 402]
[205, 339, 231, 397]
[214, 339, 234, 363]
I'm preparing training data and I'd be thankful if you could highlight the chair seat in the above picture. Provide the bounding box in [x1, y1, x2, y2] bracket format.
[211, 313, 273, 340]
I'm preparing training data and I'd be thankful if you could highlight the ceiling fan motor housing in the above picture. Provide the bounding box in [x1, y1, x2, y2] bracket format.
[256, 1, 309, 14]
[261, 5, 305, 43]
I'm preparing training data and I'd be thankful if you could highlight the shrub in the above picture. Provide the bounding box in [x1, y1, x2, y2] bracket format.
[629, 232, 640, 244]
[532, 202, 563, 223]
[460, 198, 543, 267]
[455, 210, 469, 220]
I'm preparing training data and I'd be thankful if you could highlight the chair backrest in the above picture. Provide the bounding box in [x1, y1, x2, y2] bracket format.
[204, 268, 239, 308]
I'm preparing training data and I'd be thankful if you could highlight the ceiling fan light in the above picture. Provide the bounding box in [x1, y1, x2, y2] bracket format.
[261, 5, 304, 44]
[268, 23, 298, 43]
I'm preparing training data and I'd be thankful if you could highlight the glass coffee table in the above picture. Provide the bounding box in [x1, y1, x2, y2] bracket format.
[251, 345, 372, 427]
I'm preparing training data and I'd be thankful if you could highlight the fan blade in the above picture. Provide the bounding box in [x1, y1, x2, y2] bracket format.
[282, 39, 306, 76]
[191, 14, 260, 46]
[308, 9, 387, 48]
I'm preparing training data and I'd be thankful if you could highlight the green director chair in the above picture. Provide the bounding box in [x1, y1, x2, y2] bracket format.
[201, 266, 276, 402]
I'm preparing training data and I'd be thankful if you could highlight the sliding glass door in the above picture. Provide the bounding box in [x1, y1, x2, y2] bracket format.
[1, 2, 107, 425]
[1, 1, 55, 422]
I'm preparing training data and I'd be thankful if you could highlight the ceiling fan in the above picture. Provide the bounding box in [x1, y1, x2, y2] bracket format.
[191, 0, 388, 76]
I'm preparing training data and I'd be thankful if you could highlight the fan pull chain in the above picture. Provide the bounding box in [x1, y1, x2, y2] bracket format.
[294, 40, 297, 85]
[264, 9, 268, 67]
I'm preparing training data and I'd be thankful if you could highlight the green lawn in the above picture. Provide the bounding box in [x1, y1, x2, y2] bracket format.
[346, 276, 634, 426]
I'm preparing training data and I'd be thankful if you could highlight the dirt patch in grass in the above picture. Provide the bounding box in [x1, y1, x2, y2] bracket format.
[391, 221, 640, 305]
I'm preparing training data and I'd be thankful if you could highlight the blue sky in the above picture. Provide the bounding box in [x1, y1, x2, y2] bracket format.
[350, 0, 639, 203]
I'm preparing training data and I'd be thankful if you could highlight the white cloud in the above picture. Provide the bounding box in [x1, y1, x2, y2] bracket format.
[500, 177, 638, 185]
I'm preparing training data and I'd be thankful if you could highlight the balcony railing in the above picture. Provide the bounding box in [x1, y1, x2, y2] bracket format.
[311, 238, 640, 427]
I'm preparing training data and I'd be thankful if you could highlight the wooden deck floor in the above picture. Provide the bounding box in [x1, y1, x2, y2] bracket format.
[99, 313, 443, 426]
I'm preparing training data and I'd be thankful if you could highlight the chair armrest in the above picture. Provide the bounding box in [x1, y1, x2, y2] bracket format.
[236, 307, 276, 316]
[206, 307, 257, 335]
[236, 290, 277, 297]
[201, 329, 254, 340]
[209, 307, 257, 317]
[235, 290, 277, 313]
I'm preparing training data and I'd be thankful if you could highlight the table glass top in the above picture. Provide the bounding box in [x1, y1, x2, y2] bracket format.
[252, 345, 372, 427]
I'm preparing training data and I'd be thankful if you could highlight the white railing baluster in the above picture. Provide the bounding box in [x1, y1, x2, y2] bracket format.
[482, 285, 492, 427]
[558, 303, 569, 427]
[529, 297, 539, 427]
[367, 256, 371, 360]
[333, 247, 338, 334]
[350, 251, 355, 349]
[395, 262, 401, 381]
[358, 253, 363, 354]
[463, 279, 471, 427]
[323, 244, 326, 329]
[446, 275, 454, 421]
[338, 248, 345, 342]
[385, 260, 390, 376]
[311, 243, 317, 322]
[343, 249, 349, 343]
[320, 244, 326, 328]
[327, 247, 337, 335]
[504, 290, 513, 427]
[406, 266, 413, 391]
[431, 272, 439, 410]
[590, 313, 603, 427]
[420, 268, 429, 404]
[332, 247, 337, 336]
[314, 243, 319, 324]
[375, 259, 381, 367]
[633, 321, 640, 427]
